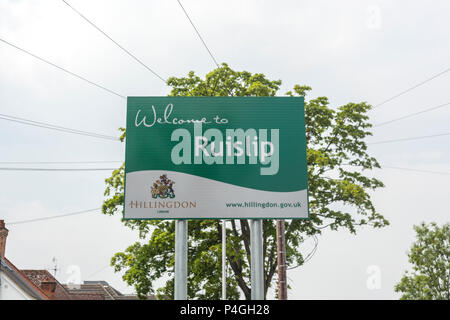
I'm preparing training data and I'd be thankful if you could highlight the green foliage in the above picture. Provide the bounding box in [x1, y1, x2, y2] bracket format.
[102, 63, 387, 299]
[395, 222, 450, 300]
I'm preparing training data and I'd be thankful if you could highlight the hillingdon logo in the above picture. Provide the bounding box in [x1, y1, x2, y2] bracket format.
[151, 174, 175, 199]
[128, 173, 196, 211]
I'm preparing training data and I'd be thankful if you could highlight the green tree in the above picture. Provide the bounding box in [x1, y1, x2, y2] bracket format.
[395, 222, 450, 300]
[102, 63, 387, 299]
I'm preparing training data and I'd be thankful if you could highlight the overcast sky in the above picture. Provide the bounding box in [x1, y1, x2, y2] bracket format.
[0, 0, 449, 299]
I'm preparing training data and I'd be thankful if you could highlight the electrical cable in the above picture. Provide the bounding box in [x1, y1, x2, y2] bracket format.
[0, 167, 116, 171]
[373, 102, 450, 127]
[176, 0, 219, 68]
[0, 160, 122, 164]
[0, 37, 126, 99]
[381, 166, 450, 176]
[372, 68, 450, 110]
[61, 0, 166, 83]
[368, 132, 450, 145]
[0, 113, 120, 141]
[6, 208, 100, 225]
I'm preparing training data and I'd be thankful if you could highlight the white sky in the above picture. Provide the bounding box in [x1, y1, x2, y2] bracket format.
[0, 0, 449, 299]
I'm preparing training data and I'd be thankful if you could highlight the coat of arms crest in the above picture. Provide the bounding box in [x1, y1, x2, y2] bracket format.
[151, 174, 175, 199]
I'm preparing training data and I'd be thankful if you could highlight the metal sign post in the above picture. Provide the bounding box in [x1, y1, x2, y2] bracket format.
[222, 219, 226, 300]
[174, 220, 187, 300]
[250, 219, 264, 300]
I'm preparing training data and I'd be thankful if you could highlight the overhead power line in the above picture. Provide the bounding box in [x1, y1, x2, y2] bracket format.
[6, 208, 100, 225]
[326, 164, 450, 180]
[0, 160, 122, 164]
[374, 102, 450, 127]
[382, 166, 450, 176]
[0, 113, 120, 141]
[85, 265, 111, 280]
[1, 160, 447, 176]
[61, 0, 166, 83]
[176, 0, 219, 68]
[368, 132, 450, 145]
[372, 68, 450, 110]
[0, 37, 126, 99]
[0, 167, 116, 171]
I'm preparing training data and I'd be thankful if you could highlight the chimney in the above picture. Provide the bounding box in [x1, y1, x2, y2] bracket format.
[0, 220, 8, 259]
[41, 281, 57, 299]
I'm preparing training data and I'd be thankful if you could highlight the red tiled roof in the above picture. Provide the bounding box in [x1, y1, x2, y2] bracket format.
[67, 292, 105, 300]
[63, 282, 156, 300]
[1, 257, 49, 300]
[21, 269, 72, 300]
[63, 283, 116, 300]
[2, 257, 155, 300]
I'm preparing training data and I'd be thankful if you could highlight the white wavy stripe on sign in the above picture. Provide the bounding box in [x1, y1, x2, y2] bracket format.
[124, 170, 308, 219]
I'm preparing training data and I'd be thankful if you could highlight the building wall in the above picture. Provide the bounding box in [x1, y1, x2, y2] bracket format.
[0, 271, 35, 300]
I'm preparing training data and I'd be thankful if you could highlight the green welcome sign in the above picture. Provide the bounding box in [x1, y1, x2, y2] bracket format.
[124, 97, 308, 219]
